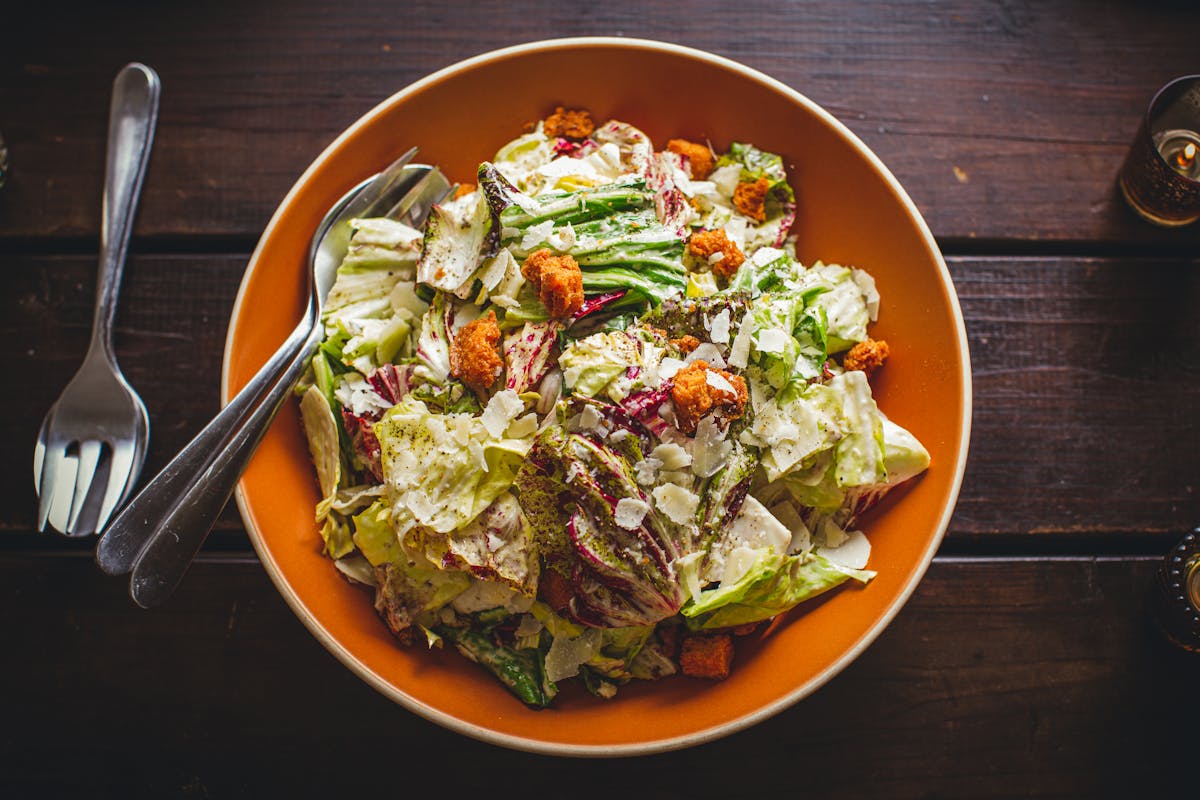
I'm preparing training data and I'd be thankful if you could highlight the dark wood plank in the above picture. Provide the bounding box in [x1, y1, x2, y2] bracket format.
[1, 555, 1194, 797]
[1, 1, 1197, 247]
[4, 253, 1197, 548]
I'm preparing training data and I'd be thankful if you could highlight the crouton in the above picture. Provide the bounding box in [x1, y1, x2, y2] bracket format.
[453, 182, 476, 200]
[680, 634, 734, 680]
[543, 106, 595, 140]
[687, 228, 746, 282]
[539, 567, 574, 613]
[670, 359, 748, 434]
[733, 176, 771, 222]
[667, 138, 715, 180]
[450, 310, 503, 390]
[670, 334, 701, 355]
[521, 248, 585, 318]
[843, 338, 890, 377]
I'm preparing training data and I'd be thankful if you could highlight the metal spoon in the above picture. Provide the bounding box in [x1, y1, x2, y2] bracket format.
[96, 150, 450, 607]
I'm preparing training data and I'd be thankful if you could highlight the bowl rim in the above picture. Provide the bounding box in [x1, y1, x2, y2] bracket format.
[220, 35, 972, 757]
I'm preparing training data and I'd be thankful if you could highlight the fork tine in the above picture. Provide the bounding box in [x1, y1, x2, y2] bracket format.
[36, 440, 66, 532]
[66, 440, 103, 535]
[42, 447, 79, 534]
[33, 437, 45, 497]
[96, 439, 137, 533]
[378, 169, 438, 220]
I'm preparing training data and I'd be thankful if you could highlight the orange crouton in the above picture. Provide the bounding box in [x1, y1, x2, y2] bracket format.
[453, 182, 476, 200]
[687, 228, 746, 282]
[521, 248, 585, 319]
[844, 338, 890, 377]
[539, 567, 574, 614]
[670, 335, 701, 354]
[670, 360, 748, 435]
[667, 139, 715, 180]
[680, 634, 734, 680]
[733, 176, 771, 222]
[450, 310, 503, 390]
[543, 106, 595, 140]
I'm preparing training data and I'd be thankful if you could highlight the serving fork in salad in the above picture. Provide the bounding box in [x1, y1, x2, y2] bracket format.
[34, 63, 160, 537]
[95, 147, 452, 606]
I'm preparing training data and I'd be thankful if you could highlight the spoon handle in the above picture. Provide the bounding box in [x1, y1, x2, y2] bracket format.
[127, 326, 322, 608]
[95, 311, 315, 576]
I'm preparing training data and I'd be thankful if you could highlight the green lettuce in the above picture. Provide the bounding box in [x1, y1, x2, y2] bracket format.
[558, 330, 641, 399]
[375, 396, 533, 536]
[298, 385, 355, 559]
[794, 263, 874, 353]
[681, 551, 873, 630]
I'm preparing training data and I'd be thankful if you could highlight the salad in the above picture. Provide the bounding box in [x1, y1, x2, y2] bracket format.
[297, 107, 930, 707]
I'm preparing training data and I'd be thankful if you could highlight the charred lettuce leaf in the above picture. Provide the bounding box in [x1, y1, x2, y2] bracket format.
[515, 427, 685, 628]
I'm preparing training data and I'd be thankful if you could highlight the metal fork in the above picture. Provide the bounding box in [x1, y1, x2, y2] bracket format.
[34, 63, 160, 536]
[96, 149, 452, 606]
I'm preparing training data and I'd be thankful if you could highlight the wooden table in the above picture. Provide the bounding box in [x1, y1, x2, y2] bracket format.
[4, 2, 1198, 796]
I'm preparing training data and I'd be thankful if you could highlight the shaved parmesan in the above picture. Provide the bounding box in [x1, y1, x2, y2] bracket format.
[726, 496, 791, 555]
[650, 442, 692, 470]
[751, 246, 785, 266]
[545, 629, 602, 682]
[651, 483, 701, 525]
[756, 328, 789, 354]
[709, 309, 731, 344]
[614, 498, 650, 530]
[821, 529, 872, 570]
[579, 403, 603, 433]
[728, 316, 754, 369]
[634, 457, 663, 486]
[720, 546, 763, 589]
[480, 389, 525, 438]
[691, 416, 732, 478]
[705, 369, 737, 396]
[659, 357, 686, 380]
[505, 413, 538, 439]
[686, 342, 726, 368]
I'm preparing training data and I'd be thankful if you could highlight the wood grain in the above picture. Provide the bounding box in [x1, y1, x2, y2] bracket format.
[2, 555, 1194, 797]
[5, 253, 1197, 548]
[1, 0, 1198, 247]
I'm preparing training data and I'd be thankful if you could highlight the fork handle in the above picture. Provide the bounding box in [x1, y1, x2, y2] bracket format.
[95, 308, 315, 576]
[127, 325, 322, 607]
[92, 63, 160, 358]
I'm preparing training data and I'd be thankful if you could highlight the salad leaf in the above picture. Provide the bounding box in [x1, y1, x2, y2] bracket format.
[558, 329, 642, 400]
[717, 142, 795, 204]
[515, 427, 685, 627]
[682, 552, 873, 630]
[794, 262, 874, 353]
[416, 191, 498, 297]
[438, 626, 557, 708]
[352, 498, 404, 566]
[420, 491, 539, 596]
[299, 385, 356, 559]
[373, 557, 472, 636]
[504, 321, 560, 394]
[375, 396, 533, 536]
[481, 163, 650, 230]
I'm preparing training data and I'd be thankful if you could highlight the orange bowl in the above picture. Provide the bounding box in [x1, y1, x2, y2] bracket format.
[222, 38, 971, 755]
